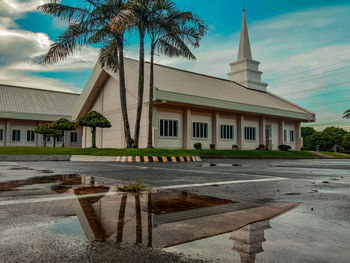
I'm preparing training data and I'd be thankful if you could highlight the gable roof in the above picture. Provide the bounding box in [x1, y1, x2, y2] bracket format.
[0, 84, 80, 121]
[74, 58, 315, 121]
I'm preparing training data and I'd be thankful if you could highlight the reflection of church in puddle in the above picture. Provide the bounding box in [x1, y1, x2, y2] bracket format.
[1, 174, 293, 263]
[230, 220, 270, 263]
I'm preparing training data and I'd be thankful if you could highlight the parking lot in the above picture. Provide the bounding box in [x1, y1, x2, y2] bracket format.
[0, 159, 349, 262]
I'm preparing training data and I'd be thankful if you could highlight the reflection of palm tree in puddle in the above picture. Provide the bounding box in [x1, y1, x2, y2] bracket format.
[74, 186, 110, 241]
[116, 193, 127, 243]
[230, 220, 271, 263]
[116, 192, 151, 245]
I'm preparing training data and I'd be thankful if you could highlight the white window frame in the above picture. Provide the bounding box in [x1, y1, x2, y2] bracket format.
[244, 127, 256, 141]
[12, 129, 21, 142]
[284, 130, 287, 142]
[26, 130, 35, 142]
[192, 122, 208, 139]
[220, 124, 234, 140]
[159, 119, 178, 137]
[290, 130, 295, 142]
[70, 132, 78, 143]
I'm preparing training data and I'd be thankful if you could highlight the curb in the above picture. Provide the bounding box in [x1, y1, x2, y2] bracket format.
[0, 155, 71, 162]
[70, 155, 202, 163]
[200, 156, 320, 159]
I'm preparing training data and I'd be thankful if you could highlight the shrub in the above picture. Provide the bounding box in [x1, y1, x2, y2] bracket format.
[278, 144, 292, 151]
[194, 143, 202, 149]
[210, 144, 215, 149]
[232, 145, 238, 150]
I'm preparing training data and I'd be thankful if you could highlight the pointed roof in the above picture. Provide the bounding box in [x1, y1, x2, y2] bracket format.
[237, 10, 252, 61]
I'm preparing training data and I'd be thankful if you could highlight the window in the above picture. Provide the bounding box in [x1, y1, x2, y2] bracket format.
[160, 119, 178, 137]
[44, 136, 51, 142]
[0, 129, 3, 141]
[290, 130, 294, 142]
[221, 125, 234, 140]
[244, 127, 256, 141]
[12, 130, 21, 142]
[27, 130, 35, 142]
[192, 122, 208, 138]
[57, 136, 62, 142]
[284, 130, 287, 142]
[70, 132, 78, 143]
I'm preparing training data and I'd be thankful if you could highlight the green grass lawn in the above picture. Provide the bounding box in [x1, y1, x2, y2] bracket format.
[0, 146, 318, 158]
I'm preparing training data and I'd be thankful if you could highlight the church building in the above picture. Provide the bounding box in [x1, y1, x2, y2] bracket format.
[73, 11, 315, 150]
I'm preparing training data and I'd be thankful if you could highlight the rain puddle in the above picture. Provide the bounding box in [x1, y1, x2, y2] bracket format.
[1, 173, 349, 262]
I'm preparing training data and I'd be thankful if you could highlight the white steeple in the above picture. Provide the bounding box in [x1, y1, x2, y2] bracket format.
[228, 9, 268, 92]
[237, 9, 252, 60]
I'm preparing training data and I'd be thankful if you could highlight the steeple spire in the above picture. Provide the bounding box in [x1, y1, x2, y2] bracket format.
[237, 9, 252, 61]
[227, 8, 268, 92]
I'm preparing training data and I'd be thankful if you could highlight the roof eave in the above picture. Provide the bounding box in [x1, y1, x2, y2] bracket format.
[155, 89, 315, 122]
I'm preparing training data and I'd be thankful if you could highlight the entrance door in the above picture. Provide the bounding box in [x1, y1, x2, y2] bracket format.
[265, 124, 272, 147]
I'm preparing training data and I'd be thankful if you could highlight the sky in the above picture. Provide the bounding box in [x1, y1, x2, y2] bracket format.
[1, 0, 350, 129]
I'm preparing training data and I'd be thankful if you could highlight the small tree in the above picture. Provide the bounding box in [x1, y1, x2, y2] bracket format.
[34, 123, 58, 147]
[51, 118, 76, 147]
[301, 127, 316, 138]
[76, 111, 112, 148]
[342, 133, 350, 151]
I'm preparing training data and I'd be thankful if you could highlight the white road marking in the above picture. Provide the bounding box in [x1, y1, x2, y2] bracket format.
[159, 177, 288, 189]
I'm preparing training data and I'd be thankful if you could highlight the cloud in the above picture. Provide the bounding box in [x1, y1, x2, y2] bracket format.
[0, 0, 98, 92]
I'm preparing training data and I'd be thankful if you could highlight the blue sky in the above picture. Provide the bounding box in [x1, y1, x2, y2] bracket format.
[1, 0, 350, 129]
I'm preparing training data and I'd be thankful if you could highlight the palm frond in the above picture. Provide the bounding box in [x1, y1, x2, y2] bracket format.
[40, 23, 94, 64]
[98, 41, 119, 72]
[37, 2, 90, 23]
[343, 109, 350, 119]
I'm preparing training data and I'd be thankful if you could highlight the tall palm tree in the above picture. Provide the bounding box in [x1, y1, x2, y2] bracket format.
[38, 0, 134, 148]
[126, 0, 153, 148]
[146, 1, 207, 147]
[343, 110, 350, 119]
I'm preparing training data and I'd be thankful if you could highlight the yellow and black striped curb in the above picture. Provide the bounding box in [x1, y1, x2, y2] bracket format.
[116, 156, 201, 163]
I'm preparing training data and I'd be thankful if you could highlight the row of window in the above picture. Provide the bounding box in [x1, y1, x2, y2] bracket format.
[159, 120, 257, 141]
[284, 130, 295, 142]
[0, 129, 78, 143]
[159, 120, 297, 143]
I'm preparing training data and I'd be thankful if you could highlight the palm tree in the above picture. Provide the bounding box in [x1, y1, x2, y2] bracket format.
[126, 0, 154, 148]
[38, 0, 134, 148]
[343, 109, 350, 119]
[146, 1, 207, 147]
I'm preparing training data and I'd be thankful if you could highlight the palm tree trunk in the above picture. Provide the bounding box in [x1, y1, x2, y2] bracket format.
[147, 192, 152, 247]
[147, 44, 155, 148]
[62, 130, 65, 148]
[133, 30, 145, 148]
[135, 193, 142, 244]
[116, 193, 128, 243]
[44, 136, 47, 147]
[53, 137, 56, 148]
[116, 34, 132, 148]
[91, 126, 96, 148]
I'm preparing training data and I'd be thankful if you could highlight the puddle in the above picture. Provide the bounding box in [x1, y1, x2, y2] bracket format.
[0, 174, 83, 191]
[0, 173, 349, 262]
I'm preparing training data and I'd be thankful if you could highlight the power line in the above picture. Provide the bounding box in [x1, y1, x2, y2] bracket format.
[266, 60, 350, 83]
[269, 66, 350, 87]
[300, 96, 350, 108]
[274, 80, 350, 97]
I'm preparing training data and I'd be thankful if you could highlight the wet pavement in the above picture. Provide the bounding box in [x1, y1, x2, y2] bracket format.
[0, 159, 349, 262]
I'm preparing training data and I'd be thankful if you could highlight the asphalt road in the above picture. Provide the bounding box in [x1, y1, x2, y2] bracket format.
[0, 159, 349, 262]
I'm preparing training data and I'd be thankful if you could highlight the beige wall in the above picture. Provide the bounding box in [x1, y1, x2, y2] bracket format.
[0, 119, 82, 147]
[85, 76, 149, 148]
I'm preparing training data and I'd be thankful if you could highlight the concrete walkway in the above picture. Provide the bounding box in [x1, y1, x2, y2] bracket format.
[310, 151, 334, 158]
